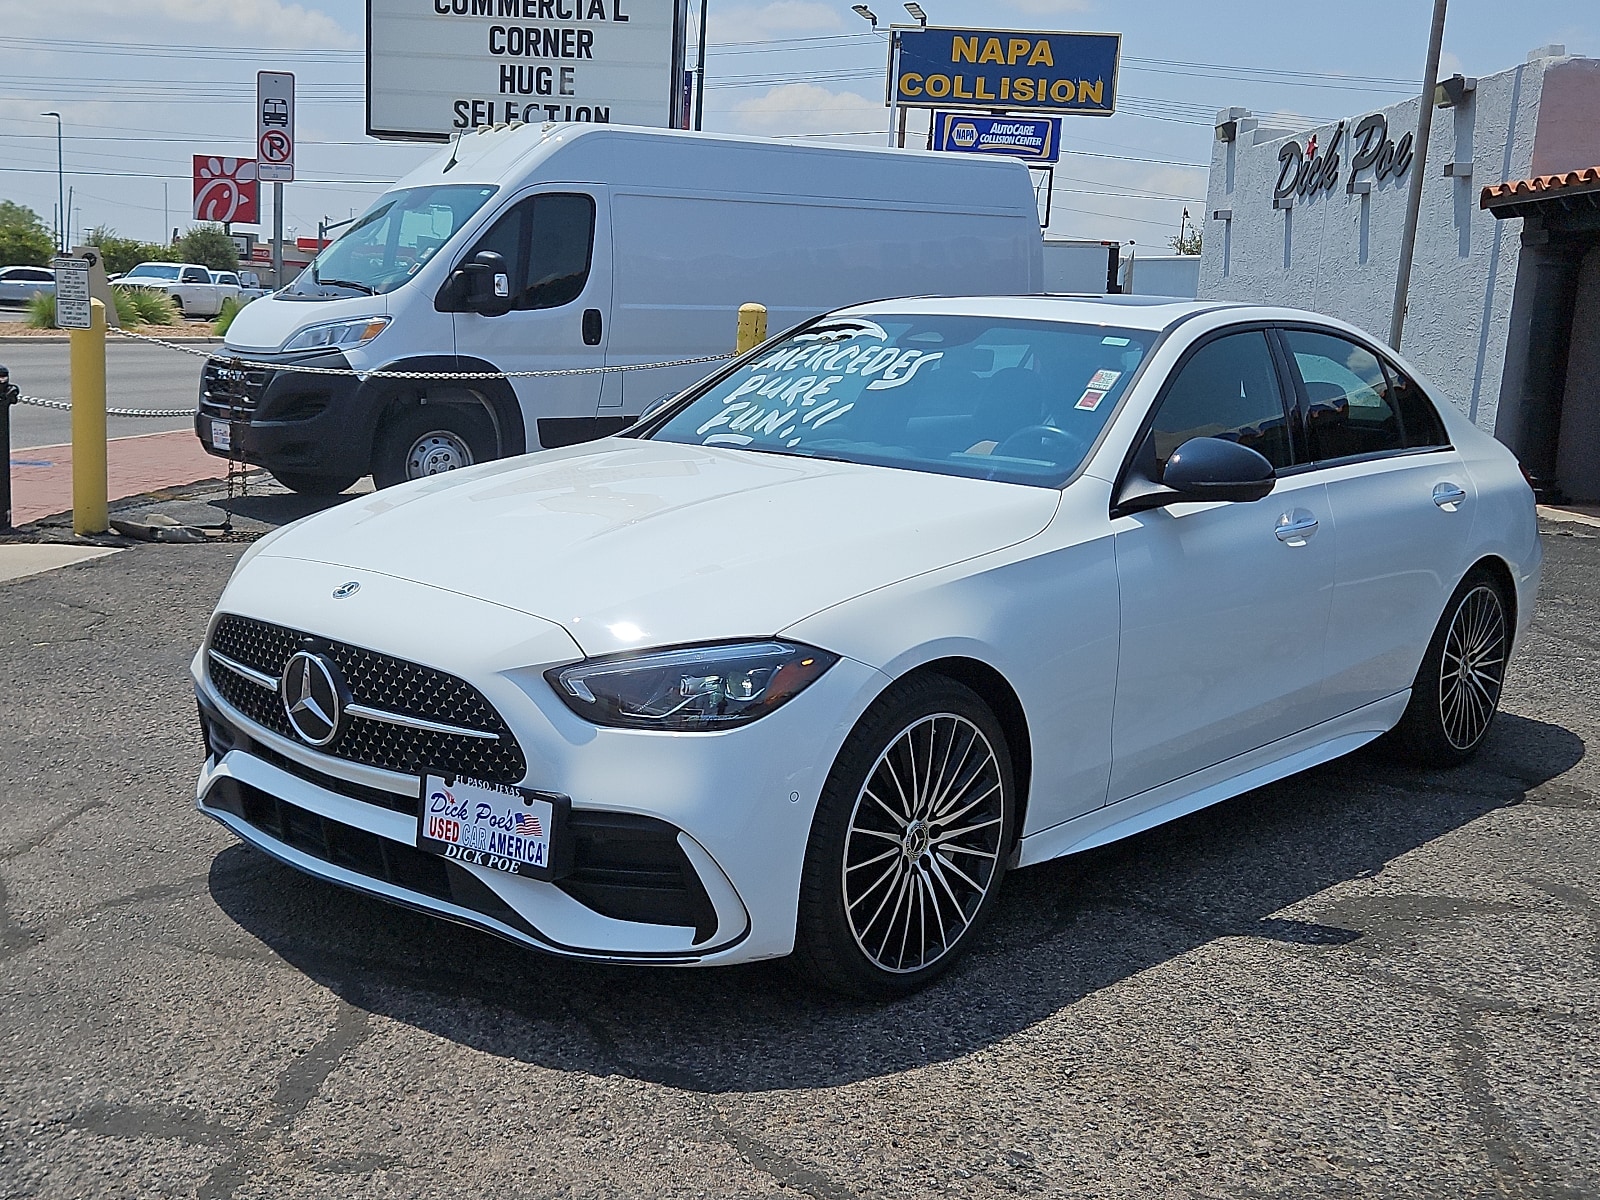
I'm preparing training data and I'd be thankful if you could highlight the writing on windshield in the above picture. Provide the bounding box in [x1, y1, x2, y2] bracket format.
[649, 315, 1154, 487]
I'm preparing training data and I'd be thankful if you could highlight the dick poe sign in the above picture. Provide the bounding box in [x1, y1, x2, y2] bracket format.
[893, 27, 1120, 116]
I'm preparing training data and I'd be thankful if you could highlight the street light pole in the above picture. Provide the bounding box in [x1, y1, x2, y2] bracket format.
[41, 112, 64, 253]
[1389, 0, 1449, 350]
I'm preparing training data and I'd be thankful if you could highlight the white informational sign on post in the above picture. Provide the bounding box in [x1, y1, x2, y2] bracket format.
[367, 0, 688, 142]
[53, 257, 91, 330]
[256, 71, 296, 183]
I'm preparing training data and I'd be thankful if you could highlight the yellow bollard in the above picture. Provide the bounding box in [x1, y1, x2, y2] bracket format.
[736, 303, 768, 355]
[70, 298, 108, 536]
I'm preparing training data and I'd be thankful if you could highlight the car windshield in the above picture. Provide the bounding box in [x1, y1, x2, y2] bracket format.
[284, 185, 499, 298]
[125, 264, 180, 280]
[647, 314, 1155, 486]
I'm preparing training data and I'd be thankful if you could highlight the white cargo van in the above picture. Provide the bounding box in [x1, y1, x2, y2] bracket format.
[200, 124, 1044, 493]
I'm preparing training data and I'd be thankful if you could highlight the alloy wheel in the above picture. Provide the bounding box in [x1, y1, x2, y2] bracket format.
[406, 430, 474, 479]
[841, 713, 1006, 974]
[1438, 584, 1507, 751]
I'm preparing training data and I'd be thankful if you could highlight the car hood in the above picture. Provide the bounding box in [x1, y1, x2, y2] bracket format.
[255, 439, 1061, 657]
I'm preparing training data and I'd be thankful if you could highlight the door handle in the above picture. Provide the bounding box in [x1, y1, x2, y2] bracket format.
[1275, 510, 1319, 545]
[1433, 482, 1467, 510]
[582, 308, 603, 346]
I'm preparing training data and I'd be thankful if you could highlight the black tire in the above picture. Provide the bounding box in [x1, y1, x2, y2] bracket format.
[1384, 566, 1511, 766]
[269, 469, 359, 496]
[793, 675, 1016, 998]
[371, 403, 497, 490]
[170, 294, 184, 315]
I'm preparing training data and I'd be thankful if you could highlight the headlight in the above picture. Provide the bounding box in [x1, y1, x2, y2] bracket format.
[281, 316, 390, 353]
[546, 640, 838, 731]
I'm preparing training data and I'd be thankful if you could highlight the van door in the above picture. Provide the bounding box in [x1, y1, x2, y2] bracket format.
[452, 186, 616, 451]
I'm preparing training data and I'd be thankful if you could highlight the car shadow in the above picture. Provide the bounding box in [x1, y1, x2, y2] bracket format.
[210, 487, 367, 527]
[207, 712, 1584, 1093]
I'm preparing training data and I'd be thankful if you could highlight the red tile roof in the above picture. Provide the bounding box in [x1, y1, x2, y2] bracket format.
[1481, 167, 1600, 208]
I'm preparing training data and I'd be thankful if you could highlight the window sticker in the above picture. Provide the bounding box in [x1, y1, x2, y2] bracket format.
[1087, 368, 1122, 391]
[1102, 336, 1131, 346]
[1076, 388, 1108, 411]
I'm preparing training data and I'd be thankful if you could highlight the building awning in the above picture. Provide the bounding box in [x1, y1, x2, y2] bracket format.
[1481, 167, 1600, 219]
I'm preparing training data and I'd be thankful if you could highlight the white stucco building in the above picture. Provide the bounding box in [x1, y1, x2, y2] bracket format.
[1199, 47, 1600, 502]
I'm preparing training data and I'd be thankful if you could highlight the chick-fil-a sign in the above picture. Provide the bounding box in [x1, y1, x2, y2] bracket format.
[192, 156, 260, 225]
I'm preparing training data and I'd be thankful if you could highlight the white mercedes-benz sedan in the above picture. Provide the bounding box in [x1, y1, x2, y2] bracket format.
[193, 297, 1540, 995]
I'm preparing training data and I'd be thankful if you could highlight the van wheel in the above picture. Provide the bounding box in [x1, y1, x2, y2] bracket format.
[372, 403, 496, 489]
[270, 470, 359, 496]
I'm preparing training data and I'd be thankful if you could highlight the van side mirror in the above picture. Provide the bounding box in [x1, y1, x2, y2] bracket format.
[1113, 434, 1276, 515]
[449, 251, 512, 317]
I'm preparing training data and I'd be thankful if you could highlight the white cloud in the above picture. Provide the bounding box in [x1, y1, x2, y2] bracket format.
[6, 0, 356, 46]
[728, 83, 885, 138]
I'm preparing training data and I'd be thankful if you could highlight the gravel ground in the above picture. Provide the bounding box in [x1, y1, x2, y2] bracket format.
[0, 518, 1594, 1199]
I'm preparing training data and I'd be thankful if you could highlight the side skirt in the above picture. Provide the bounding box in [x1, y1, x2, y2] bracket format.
[1015, 691, 1409, 868]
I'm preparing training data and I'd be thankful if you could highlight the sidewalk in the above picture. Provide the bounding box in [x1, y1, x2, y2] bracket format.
[8, 429, 226, 526]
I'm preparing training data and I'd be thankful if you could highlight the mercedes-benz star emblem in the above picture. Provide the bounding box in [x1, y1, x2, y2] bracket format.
[280, 651, 347, 747]
[332, 581, 360, 599]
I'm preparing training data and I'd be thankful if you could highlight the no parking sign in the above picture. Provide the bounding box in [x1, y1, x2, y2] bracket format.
[256, 72, 295, 183]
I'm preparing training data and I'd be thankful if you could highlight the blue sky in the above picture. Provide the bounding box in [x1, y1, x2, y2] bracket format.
[0, 0, 1594, 246]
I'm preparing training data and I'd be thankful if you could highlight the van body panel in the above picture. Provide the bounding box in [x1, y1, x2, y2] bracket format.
[212, 125, 1044, 484]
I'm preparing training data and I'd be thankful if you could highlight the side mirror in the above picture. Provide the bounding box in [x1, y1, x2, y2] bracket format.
[1162, 436, 1276, 503]
[450, 251, 512, 316]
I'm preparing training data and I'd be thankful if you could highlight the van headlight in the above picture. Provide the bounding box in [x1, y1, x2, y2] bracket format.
[281, 316, 390, 352]
[547, 641, 838, 731]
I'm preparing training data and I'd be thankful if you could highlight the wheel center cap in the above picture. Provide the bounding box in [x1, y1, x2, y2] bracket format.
[903, 820, 931, 860]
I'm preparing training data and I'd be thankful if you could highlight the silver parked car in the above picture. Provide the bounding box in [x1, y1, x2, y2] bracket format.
[0, 265, 55, 306]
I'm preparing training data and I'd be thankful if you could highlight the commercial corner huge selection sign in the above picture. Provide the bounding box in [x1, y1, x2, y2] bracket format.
[368, 0, 688, 141]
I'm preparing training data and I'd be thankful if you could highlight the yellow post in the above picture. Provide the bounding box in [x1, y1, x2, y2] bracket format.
[736, 303, 768, 355]
[70, 298, 108, 536]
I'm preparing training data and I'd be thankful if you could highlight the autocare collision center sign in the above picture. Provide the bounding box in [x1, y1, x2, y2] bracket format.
[894, 27, 1120, 116]
[368, 0, 685, 141]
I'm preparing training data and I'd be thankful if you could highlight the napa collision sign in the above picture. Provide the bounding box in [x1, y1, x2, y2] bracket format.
[367, 0, 689, 142]
[893, 27, 1120, 116]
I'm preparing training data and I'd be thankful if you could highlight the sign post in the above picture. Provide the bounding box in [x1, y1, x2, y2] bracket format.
[257, 71, 295, 287]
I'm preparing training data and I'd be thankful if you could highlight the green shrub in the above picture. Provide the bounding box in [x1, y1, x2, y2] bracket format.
[175, 224, 239, 272]
[23, 290, 56, 328]
[119, 286, 178, 326]
[111, 286, 141, 327]
[213, 295, 243, 337]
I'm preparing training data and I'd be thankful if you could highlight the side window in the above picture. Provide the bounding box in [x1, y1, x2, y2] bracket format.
[1384, 362, 1450, 449]
[1150, 331, 1293, 471]
[463, 193, 595, 311]
[1283, 330, 1405, 461]
[181, 267, 210, 284]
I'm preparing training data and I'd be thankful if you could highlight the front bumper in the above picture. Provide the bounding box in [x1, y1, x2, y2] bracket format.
[195, 348, 370, 478]
[191, 562, 887, 965]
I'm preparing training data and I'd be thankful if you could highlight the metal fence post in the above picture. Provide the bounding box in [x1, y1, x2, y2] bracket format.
[0, 364, 16, 533]
[736, 304, 768, 355]
[71, 298, 108, 536]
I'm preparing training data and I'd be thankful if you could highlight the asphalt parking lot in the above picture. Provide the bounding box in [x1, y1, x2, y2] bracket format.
[0, 510, 1595, 1199]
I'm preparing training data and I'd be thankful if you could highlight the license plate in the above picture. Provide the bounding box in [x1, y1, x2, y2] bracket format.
[210, 419, 231, 451]
[417, 775, 567, 879]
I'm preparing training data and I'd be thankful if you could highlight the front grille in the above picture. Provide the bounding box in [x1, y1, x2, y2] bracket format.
[207, 613, 528, 784]
[199, 358, 269, 421]
[206, 776, 539, 940]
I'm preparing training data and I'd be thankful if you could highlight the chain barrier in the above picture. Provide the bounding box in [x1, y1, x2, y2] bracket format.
[12, 332, 738, 419]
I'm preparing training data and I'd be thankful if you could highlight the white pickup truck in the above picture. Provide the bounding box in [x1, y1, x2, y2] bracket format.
[218, 270, 271, 303]
[118, 262, 240, 317]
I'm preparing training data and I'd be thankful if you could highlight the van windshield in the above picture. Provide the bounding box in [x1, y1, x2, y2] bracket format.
[647, 314, 1155, 487]
[283, 185, 498, 298]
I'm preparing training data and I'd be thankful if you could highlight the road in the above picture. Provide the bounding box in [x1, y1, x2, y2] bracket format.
[0, 508, 1595, 1199]
[1, 339, 208, 448]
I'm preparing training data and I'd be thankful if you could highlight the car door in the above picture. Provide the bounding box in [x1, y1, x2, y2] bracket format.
[451, 187, 616, 451]
[1109, 327, 1336, 803]
[178, 265, 213, 313]
[1276, 326, 1476, 715]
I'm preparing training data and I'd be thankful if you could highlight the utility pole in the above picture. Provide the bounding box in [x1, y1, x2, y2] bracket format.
[163, 182, 169, 245]
[693, 0, 708, 131]
[1390, 0, 1448, 349]
[41, 112, 64, 252]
